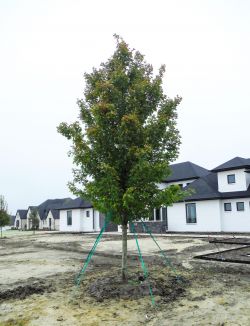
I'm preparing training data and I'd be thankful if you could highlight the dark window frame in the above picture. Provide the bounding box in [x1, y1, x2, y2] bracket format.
[227, 174, 236, 184]
[224, 203, 232, 211]
[186, 203, 197, 224]
[236, 202, 244, 211]
[162, 207, 167, 221]
[155, 208, 161, 221]
[86, 210, 90, 217]
[67, 210, 72, 226]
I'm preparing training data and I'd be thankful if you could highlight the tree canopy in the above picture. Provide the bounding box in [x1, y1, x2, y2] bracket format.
[58, 35, 183, 226]
[29, 209, 39, 233]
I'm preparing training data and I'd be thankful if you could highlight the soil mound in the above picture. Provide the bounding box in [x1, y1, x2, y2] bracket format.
[87, 274, 187, 302]
[0, 282, 55, 301]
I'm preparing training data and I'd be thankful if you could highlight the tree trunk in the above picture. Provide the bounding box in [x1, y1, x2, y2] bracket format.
[121, 223, 128, 282]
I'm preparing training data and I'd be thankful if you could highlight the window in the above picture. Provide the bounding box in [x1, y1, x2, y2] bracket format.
[162, 207, 167, 221]
[67, 210, 72, 225]
[224, 203, 232, 211]
[237, 202, 244, 211]
[186, 203, 197, 223]
[86, 210, 90, 217]
[186, 183, 190, 186]
[227, 174, 235, 184]
[155, 208, 161, 221]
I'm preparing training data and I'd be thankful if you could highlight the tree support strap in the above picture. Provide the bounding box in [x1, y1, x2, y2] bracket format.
[130, 222, 155, 306]
[140, 220, 182, 283]
[75, 212, 112, 286]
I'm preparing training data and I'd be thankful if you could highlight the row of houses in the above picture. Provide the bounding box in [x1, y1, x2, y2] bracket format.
[14, 157, 250, 233]
[14, 197, 116, 232]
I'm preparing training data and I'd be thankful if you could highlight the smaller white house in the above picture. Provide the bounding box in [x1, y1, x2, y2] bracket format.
[38, 198, 72, 230]
[43, 209, 60, 231]
[58, 198, 119, 232]
[26, 206, 40, 230]
[59, 198, 101, 232]
[15, 210, 28, 230]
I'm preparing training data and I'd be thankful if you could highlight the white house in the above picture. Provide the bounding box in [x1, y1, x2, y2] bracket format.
[15, 210, 28, 230]
[149, 157, 250, 233]
[37, 198, 71, 230]
[44, 209, 60, 231]
[59, 197, 118, 232]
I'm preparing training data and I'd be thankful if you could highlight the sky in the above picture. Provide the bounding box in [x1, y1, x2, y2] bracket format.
[1, 0, 250, 214]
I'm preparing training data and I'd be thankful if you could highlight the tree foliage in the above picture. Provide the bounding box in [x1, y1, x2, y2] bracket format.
[0, 195, 9, 238]
[58, 35, 183, 225]
[29, 209, 39, 233]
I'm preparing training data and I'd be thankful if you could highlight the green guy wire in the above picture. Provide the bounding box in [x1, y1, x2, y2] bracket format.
[131, 222, 155, 306]
[75, 212, 112, 286]
[141, 220, 182, 282]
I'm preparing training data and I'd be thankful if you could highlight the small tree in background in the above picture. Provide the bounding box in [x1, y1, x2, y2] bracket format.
[29, 209, 39, 234]
[0, 195, 9, 238]
[58, 35, 183, 281]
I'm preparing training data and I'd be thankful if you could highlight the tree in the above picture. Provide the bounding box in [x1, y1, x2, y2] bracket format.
[29, 209, 39, 234]
[0, 195, 9, 238]
[58, 35, 183, 281]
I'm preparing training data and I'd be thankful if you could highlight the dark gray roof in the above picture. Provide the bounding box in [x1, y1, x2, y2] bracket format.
[59, 197, 93, 210]
[27, 206, 38, 215]
[183, 173, 220, 201]
[45, 209, 60, 220]
[17, 209, 28, 219]
[164, 161, 209, 183]
[38, 198, 72, 220]
[28, 206, 37, 210]
[183, 172, 250, 202]
[212, 157, 250, 172]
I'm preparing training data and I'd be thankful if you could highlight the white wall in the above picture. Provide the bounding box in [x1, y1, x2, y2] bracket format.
[26, 208, 32, 230]
[167, 200, 221, 232]
[59, 208, 97, 232]
[15, 213, 21, 229]
[60, 209, 81, 232]
[81, 209, 94, 232]
[245, 172, 250, 189]
[45, 211, 60, 231]
[220, 198, 250, 232]
[218, 169, 247, 192]
[93, 210, 100, 231]
[54, 219, 60, 231]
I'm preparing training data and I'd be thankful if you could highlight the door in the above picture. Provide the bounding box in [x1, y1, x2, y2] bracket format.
[49, 218, 52, 230]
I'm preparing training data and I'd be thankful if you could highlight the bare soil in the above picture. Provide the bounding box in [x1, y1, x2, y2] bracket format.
[194, 245, 250, 263]
[0, 232, 250, 325]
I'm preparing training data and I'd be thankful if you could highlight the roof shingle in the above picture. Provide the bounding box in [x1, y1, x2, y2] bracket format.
[164, 161, 209, 182]
[212, 157, 250, 172]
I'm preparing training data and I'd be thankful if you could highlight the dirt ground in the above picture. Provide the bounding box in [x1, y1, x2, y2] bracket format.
[0, 231, 250, 326]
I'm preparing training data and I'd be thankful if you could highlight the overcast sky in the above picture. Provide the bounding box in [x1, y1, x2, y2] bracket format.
[1, 0, 250, 213]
